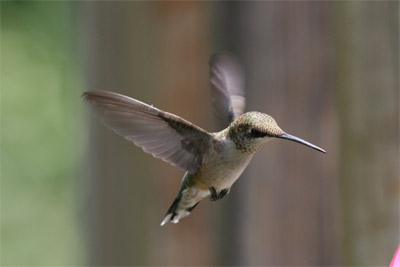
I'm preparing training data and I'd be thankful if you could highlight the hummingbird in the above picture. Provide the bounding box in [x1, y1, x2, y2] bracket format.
[83, 52, 326, 226]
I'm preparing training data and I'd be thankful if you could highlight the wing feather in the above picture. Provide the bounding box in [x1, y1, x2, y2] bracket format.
[83, 91, 212, 173]
[210, 52, 246, 128]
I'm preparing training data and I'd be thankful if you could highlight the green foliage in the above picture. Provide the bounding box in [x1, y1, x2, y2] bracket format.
[1, 1, 84, 265]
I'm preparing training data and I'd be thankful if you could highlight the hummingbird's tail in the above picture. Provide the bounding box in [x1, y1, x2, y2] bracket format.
[160, 173, 208, 226]
[160, 196, 199, 226]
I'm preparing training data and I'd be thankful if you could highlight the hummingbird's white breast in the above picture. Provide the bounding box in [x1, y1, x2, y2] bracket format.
[194, 133, 254, 191]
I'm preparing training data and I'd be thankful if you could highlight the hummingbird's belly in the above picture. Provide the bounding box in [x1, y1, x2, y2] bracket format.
[195, 154, 253, 191]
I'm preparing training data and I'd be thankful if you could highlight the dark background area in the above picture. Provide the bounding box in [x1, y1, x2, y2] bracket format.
[1, 1, 399, 266]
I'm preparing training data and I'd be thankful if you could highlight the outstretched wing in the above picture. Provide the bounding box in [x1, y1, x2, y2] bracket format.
[83, 91, 212, 173]
[210, 52, 246, 128]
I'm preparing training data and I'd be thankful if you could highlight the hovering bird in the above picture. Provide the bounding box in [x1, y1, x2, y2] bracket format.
[83, 52, 325, 226]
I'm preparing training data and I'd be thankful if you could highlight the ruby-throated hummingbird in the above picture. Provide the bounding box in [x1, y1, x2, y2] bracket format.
[83, 52, 326, 226]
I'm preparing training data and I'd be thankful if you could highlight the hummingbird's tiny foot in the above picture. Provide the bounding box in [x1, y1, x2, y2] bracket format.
[218, 188, 230, 199]
[209, 187, 230, 201]
[209, 187, 218, 201]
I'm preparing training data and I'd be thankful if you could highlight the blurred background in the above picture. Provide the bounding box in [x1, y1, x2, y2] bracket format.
[1, 1, 399, 266]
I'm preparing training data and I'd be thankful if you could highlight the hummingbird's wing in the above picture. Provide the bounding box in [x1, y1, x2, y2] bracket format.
[83, 91, 212, 173]
[210, 52, 246, 128]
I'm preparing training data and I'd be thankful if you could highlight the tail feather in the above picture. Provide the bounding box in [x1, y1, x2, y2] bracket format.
[160, 196, 199, 226]
[160, 173, 207, 226]
[160, 214, 172, 226]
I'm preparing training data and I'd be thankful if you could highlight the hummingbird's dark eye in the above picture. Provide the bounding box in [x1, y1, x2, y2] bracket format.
[250, 128, 267, 138]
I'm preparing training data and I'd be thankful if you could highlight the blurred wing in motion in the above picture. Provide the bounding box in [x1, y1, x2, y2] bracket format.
[210, 52, 246, 128]
[83, 91, 212, 173]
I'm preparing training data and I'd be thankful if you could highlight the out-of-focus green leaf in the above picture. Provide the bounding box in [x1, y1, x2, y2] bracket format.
[1, 2, 84, 265]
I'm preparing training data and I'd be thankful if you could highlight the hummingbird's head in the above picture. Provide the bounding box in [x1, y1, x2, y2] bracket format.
[228, 112, 326, 153]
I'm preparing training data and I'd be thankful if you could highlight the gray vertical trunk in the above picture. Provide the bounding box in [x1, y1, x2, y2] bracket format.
[82, 2, 214, 265]
[335, 2, 399, 265]
[82, 2, 159, 265]
[217, 2, 339, 265]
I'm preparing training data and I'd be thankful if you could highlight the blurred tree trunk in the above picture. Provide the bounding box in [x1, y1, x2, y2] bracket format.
[214, 2, 339, 265]
[82, 2, 158, 265]
[150, 2, 215, 265]
[81, 2, 213, 265]
[335, 2, 399, 265]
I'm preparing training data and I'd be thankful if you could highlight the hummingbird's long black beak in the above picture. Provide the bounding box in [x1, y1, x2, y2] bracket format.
[277, 133, 326, 153]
